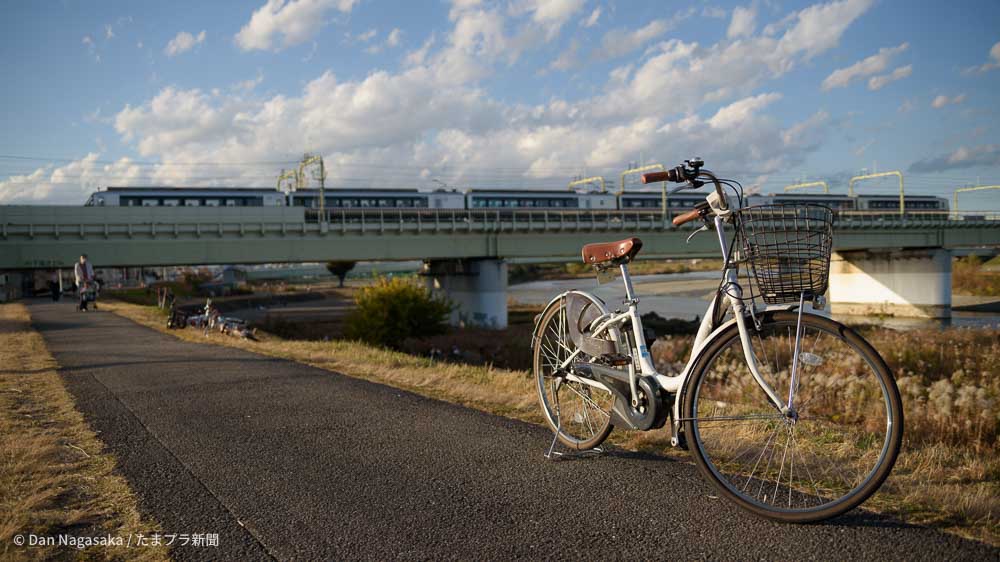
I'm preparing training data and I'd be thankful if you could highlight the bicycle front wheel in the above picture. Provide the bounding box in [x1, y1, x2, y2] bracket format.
[682, 311, 903, 522]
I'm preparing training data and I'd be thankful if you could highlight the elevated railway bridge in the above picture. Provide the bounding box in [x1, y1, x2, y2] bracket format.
[2, 205, 998, 325]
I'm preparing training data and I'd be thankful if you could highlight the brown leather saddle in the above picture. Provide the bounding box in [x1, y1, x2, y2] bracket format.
[581, 237, 643, 266]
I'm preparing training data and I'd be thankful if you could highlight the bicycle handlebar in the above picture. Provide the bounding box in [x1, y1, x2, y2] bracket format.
[641, 159, 728, 211]
[672, 208, 702, 227]
[641, 168, 684, 184]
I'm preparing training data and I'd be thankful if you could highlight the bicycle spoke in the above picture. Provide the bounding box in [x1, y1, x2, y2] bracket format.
[533, 298, 615, 450]
[688, 317, 897, 517]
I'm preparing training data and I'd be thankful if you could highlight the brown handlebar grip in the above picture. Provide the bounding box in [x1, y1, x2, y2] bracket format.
[672, 208, 701, 227]
[642, 171, 674, 184]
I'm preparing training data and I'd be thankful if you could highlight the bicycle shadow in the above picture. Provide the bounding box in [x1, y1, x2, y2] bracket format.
[540, 440, 931, 535]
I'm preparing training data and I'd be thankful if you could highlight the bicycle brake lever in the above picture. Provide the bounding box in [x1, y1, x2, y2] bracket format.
[686, 224, 710, 243]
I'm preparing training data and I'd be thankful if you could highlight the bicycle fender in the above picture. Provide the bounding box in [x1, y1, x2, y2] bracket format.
[530, 290, 610, 349]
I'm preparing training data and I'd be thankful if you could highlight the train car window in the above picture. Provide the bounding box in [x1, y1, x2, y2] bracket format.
[204, 199, 220, 207]
[184, 200, 200, 206]
[141, 199, 158, 206]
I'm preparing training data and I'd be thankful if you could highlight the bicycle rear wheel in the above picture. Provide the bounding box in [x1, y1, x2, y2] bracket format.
[682, 311, 902, 522]
[533, 294, 618, 450]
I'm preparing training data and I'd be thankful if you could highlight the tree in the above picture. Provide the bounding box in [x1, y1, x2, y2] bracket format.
[326, 261, 356, 288]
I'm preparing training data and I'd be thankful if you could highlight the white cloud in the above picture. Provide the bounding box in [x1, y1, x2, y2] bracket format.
[386, 28, 403, 48]
[105, 24, 115, 40]
[867, 64, 911, 90]
[588, 0, 873, 121]
[727, 6, 756, 39]
[708, 92, 782, 129]
[898, 98, 915, 113]
[782, 110, 831, 150]
[0, 154, 146, 205]
[931, 93, 966, 109]
[510, 0, 586, 39]
[365, 28, 403, 54]
[235, 0, 358, 52]
[234, 70, 265, 91]
[548, 39, 579, 71]
[821, 42, 908, 90]
[404, 34, 436, 66]
[776, 0, 874, 61]
[164, 30, 206, 57]
[357, 29, 377, 42]
[910, 144, 1000, 173]
[598, 19, 674, 59]
[963, 41, 1000, 74]
[582, 7, 600, 28]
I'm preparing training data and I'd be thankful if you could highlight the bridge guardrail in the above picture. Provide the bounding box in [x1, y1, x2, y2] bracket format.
[1, 209, 998, 241]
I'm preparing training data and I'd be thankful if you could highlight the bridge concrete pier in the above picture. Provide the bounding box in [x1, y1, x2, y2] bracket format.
[423, 259, 508, 329]
[828, 248, 952, 318]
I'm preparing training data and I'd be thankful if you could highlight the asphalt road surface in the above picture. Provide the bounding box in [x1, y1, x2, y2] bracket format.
[29, 301, 999, 561]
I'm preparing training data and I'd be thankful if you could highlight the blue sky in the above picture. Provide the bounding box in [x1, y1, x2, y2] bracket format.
[1, 0, 999, 209]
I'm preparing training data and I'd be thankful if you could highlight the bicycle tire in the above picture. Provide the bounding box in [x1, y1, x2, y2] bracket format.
[681, 310, 903, 523]
[533, 294, 618, 450]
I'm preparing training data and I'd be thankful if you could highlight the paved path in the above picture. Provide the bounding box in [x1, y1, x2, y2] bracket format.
[29, 301, 999, 561]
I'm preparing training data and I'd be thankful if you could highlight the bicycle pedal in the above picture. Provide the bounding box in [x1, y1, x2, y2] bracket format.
[599, 353, 632, 366]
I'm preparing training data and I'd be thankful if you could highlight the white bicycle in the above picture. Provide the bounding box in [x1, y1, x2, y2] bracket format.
[531, 158, 902, 522]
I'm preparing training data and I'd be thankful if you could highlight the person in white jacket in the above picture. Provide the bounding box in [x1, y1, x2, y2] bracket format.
[74, 254, 95, 311]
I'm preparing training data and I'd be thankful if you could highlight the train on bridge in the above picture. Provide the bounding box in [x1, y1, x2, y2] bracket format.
[84, 186, 950, 217]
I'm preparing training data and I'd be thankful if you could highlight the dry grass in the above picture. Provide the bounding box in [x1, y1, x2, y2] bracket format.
[104, 300, 998, 546]
[509, 258, 723, 284]
[0, 303, 168, 561]
[953, 256, 1000, 296]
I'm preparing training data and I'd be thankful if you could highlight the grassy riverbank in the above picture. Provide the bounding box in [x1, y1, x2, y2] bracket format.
[0, 303, 167, 561]
[510, 258, 723, 284]
[953, 256, 1000, 297]
[104, 299, 997, 546]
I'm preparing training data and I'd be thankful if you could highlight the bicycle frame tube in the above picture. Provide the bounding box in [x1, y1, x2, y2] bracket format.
[568, 212, 788, 419]
[712, 215, 787, 413]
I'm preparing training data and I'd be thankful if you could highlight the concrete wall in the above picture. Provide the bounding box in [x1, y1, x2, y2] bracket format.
[424, 259, 508, 329]
[828, 248, 952, 318]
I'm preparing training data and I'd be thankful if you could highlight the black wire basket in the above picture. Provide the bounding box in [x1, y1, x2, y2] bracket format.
[735, 204, 834, 304]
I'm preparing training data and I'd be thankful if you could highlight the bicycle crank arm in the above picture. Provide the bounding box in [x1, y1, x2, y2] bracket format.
[572, 363, 667, 431]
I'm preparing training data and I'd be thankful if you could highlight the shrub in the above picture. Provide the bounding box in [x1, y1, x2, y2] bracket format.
[344, 277, 452, 349]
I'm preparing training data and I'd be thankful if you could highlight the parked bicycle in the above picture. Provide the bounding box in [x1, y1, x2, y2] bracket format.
[531, 158, 902, 522]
